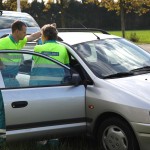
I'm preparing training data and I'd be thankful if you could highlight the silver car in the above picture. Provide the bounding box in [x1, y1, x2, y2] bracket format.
[0, 29, 150, 150]
[0, 10, 40, 38]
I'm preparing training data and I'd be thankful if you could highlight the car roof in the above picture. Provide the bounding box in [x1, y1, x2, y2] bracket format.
[58, 29, 120, 45]
[1, 10, 33, 18]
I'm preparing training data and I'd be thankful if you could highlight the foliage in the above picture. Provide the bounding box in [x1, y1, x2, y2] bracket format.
[96, 0, 150, 38]
[0, 0, 3, 10]
[3, 0, 29, 11]
[129, 32, 139, 42]
[99, 0, 150, 16]
[23, 0, 46, 27]
[3, 0, 17, 11]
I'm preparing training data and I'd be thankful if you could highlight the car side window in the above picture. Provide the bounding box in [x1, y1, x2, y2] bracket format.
[0, 52, 71, 88]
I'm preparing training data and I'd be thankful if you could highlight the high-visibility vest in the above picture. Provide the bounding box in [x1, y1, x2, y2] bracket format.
[0, 53, 23, 77]
[0, 35, 27, 77]
[30, 41, 70, 86]
[0, 35, 27, 50]
[34, 40, 69, 65]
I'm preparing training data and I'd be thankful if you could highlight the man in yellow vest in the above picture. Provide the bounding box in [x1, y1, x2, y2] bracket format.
[0, 20, 41, 50]
[30, 24, 70, 86]
[0, 20, 41, 87]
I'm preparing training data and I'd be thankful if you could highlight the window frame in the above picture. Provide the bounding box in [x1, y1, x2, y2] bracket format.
[0, 50, 72, 89]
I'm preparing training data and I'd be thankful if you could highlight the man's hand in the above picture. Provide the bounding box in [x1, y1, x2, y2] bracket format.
[26, 31, 41, 42]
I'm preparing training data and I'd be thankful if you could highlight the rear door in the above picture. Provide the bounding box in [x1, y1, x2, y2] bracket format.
[0, 51, 86, 141]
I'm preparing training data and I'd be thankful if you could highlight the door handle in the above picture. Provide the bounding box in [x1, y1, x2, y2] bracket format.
[11, 101, 28, 108]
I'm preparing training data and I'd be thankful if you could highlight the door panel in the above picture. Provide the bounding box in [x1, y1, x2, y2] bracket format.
[2, 85, 85, 140]
[0, 51, 86, 141]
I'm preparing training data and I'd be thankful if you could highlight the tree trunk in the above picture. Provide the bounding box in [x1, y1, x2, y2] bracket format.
[0, 1, 3, 10]
[60, 0, 65, 28]
[61, 8, 65, 28]
[120, 0, 125, 38]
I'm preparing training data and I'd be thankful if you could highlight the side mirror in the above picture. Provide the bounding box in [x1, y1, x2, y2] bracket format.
[71, 72, 82, 86]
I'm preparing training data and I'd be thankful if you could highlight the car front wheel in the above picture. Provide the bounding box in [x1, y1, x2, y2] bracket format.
[97, 117, 139, 150]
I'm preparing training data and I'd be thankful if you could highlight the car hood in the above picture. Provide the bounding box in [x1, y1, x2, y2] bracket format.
[106, 73, 150, 100]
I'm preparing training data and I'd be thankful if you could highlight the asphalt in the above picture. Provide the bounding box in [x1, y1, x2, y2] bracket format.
[138, 44, 150, 52]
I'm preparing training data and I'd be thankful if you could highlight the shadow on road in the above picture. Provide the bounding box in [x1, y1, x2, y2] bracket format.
[4, 136, 99, 150]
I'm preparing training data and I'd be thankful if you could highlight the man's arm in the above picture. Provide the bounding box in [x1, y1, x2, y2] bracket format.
[26, 31, 41, 42]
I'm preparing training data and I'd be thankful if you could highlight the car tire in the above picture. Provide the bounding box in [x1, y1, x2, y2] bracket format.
[97, 117, 139, 150]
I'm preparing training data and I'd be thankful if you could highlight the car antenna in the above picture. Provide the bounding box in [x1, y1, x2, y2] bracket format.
[66, 13, 100, 40]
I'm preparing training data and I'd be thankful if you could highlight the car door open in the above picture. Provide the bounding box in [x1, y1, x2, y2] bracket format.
[0, 50, 86, 141]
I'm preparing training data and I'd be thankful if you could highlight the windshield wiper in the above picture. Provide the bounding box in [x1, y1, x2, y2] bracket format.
[103, 72, 134, 79]
[131, 66, 150, 73]
[104, 66, 150, 79]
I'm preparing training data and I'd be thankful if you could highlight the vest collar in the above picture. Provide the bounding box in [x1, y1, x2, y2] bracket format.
[43, 40, 56, 44]
[9, 34, 19, 44]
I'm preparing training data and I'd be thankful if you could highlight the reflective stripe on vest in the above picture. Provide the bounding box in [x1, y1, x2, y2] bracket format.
[33, 64, 62, 68]
[30, 76, 63, 81]
[0, 54, 23, 67]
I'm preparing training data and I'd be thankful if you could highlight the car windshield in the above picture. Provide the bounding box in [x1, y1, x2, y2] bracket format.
[73, 38, 150, 79]
[0, 16, 39, 29]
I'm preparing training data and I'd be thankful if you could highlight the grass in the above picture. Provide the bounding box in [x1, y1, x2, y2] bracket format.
[0, 136, 99, 150]
[109, 30, 150, 44]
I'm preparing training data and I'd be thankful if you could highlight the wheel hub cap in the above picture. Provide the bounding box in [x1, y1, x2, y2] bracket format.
[102, 125, 128, 150]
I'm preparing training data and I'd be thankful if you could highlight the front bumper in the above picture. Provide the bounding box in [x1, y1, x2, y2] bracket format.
[131, 122, 150, 150]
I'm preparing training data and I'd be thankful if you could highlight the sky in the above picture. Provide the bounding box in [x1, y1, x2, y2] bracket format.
[2, 0, 48, 3]
[28, 0, 48, 3]
[28, 0, 41, 2]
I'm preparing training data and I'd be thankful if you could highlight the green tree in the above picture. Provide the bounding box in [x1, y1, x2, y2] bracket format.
[3, 0, 17, 11]
[3, 0, 29, 11]
[47, 0, 70, 27]
[99, 0, 150, 38]
[41, 2, 61, 27]
[25, 0, 45, 27]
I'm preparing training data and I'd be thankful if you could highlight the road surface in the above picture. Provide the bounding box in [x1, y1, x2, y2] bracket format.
[139, 44, 150, 52]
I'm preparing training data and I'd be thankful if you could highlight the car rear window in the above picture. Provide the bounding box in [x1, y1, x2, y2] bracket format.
[0, 14, 39, 29]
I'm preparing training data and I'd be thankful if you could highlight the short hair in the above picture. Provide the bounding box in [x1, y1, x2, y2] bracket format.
[11, 20, 27, 33]
[41, 24, 58, 40]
